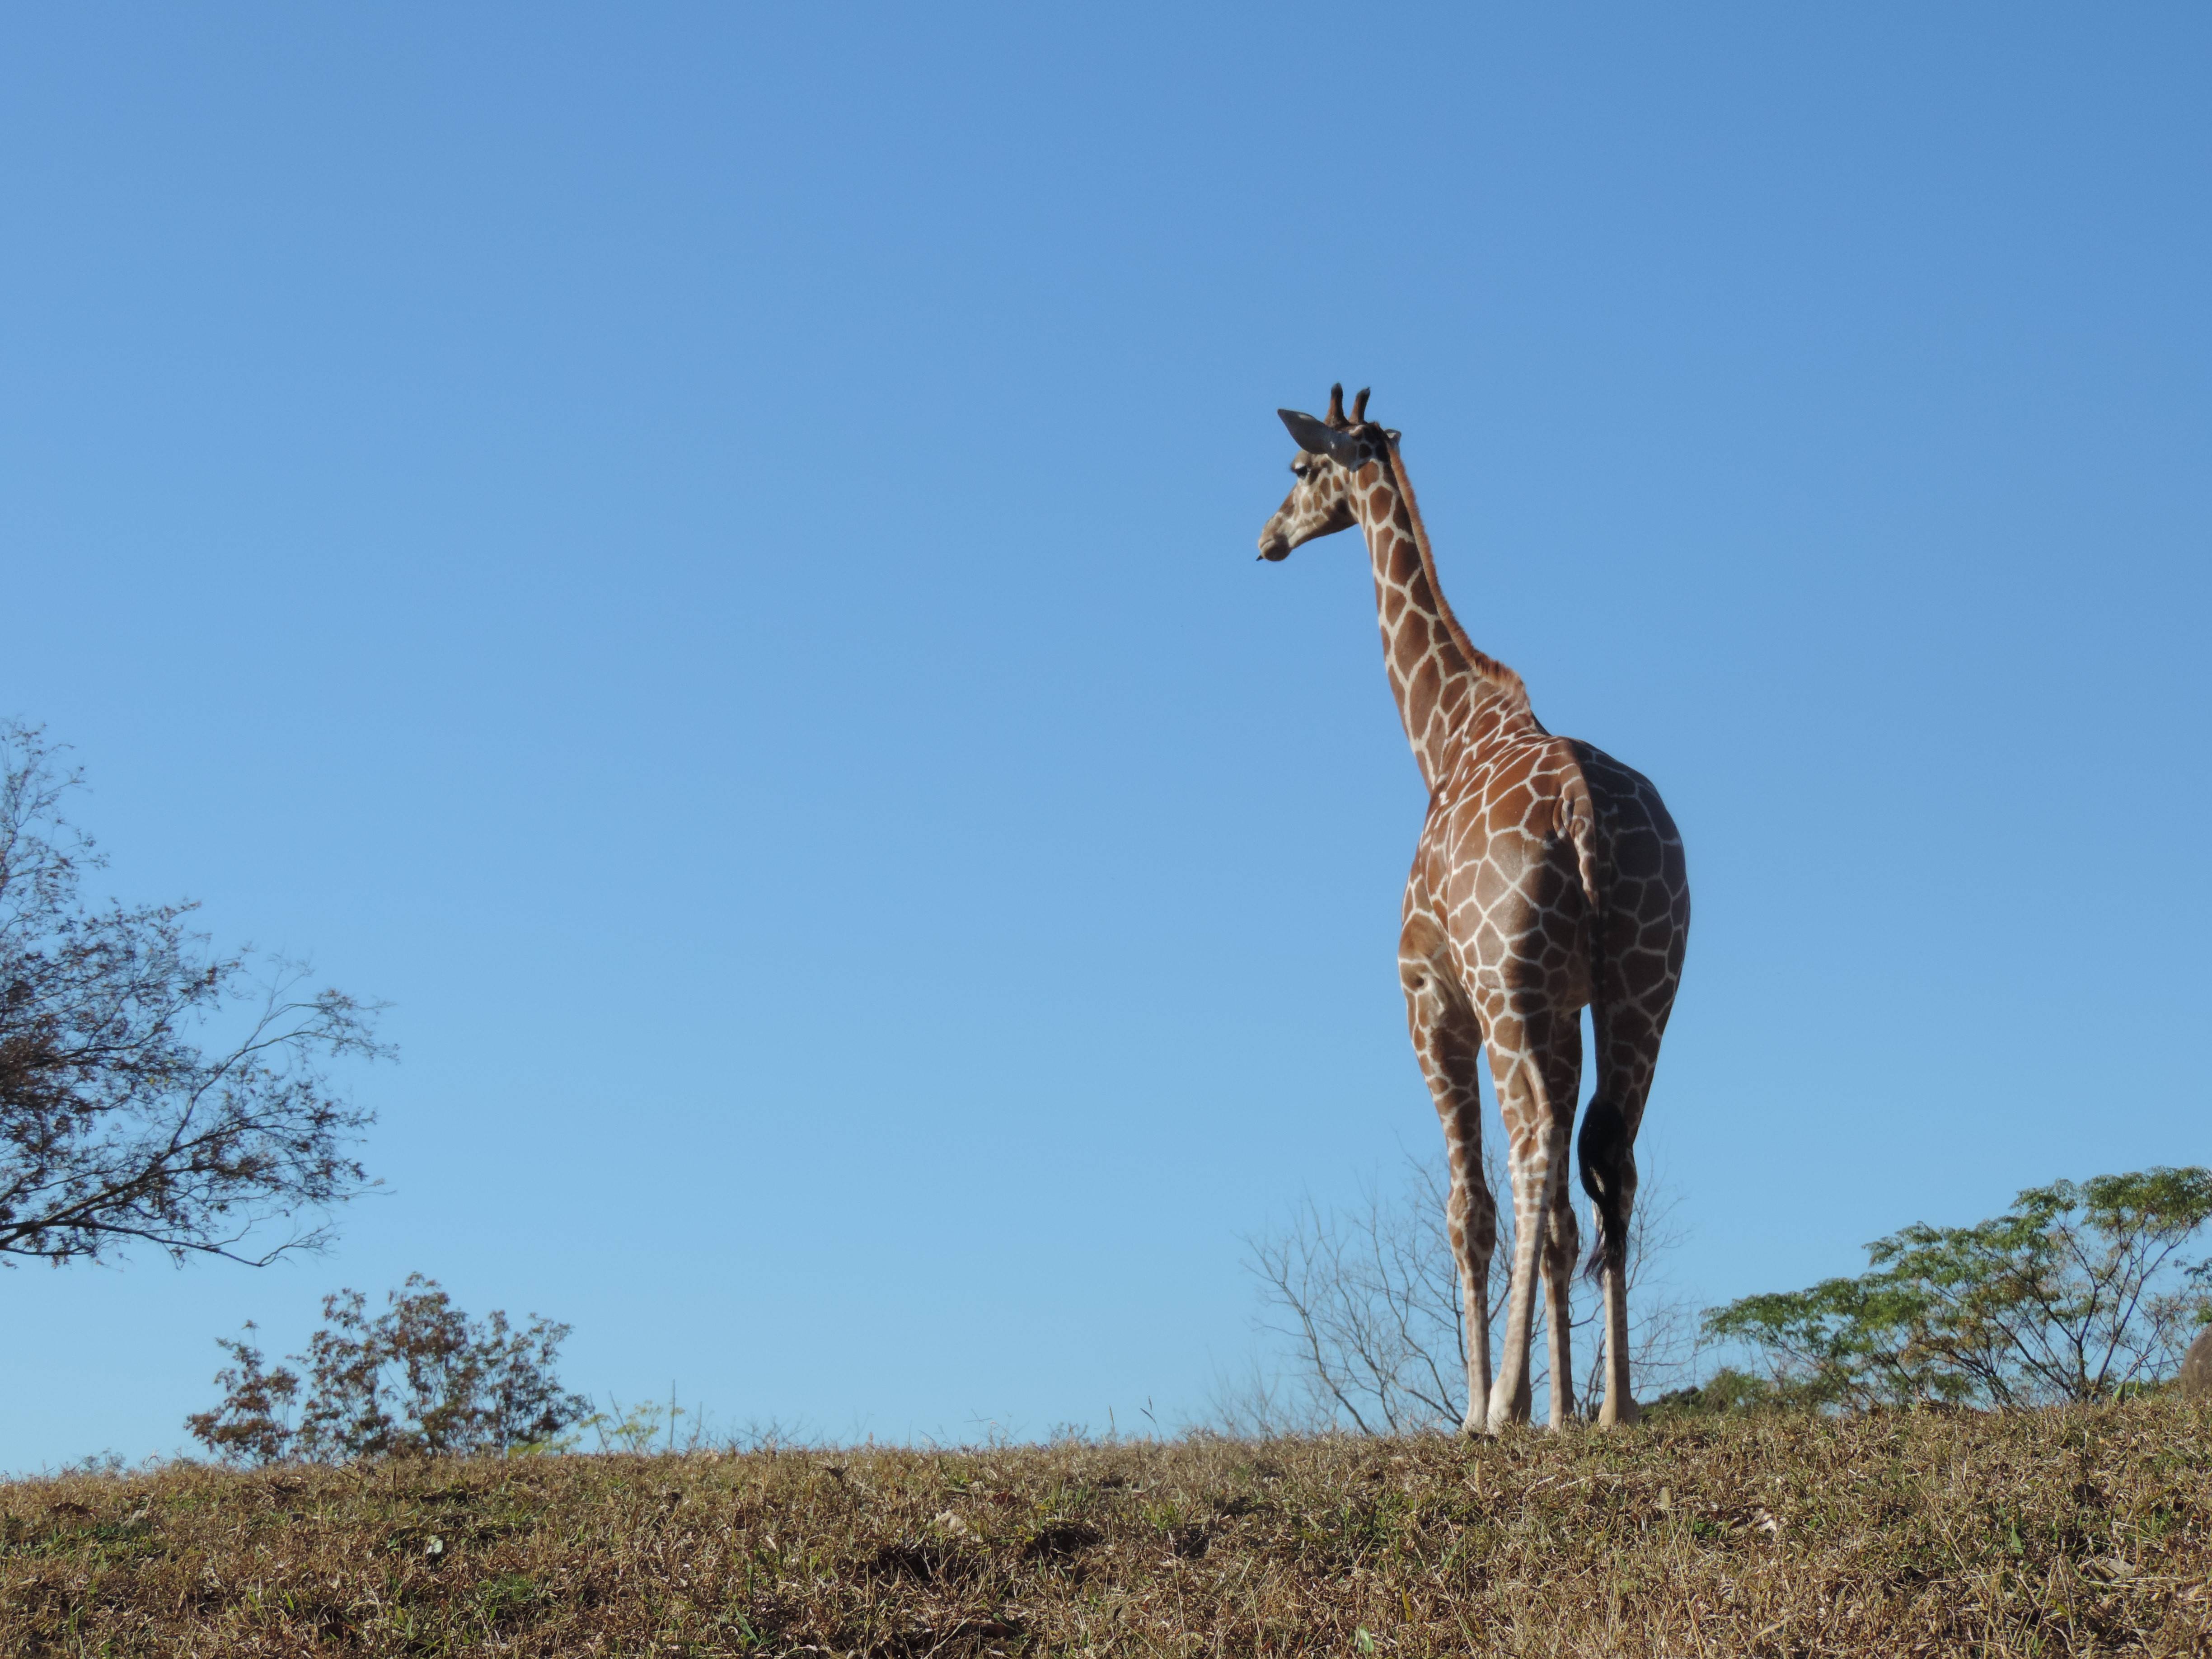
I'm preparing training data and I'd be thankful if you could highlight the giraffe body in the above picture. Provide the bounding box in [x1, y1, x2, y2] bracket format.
[1259, 388, 1688, 1432]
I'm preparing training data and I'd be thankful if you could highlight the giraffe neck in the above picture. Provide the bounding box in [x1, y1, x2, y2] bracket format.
[1350, 445, 1537, 791]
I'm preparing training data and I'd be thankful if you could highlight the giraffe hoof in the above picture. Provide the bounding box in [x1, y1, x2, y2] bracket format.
[1596, 1398, 1643, 1429]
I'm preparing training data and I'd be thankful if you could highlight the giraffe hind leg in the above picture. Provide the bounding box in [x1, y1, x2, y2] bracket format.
[1400, 917, 1495, 1435]
[1581, 1003, 1667, 1428]
[1577, 1092, 1639, 1429]
[1573, 738, 1690, 1429]
[1482, 1007, 1582, 1434]
[1541, 1153, 1580, 1426]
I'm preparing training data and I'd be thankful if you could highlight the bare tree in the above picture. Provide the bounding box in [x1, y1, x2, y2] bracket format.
[1232, 1145, 1695, 1434]
[0, 722, 384, 1267]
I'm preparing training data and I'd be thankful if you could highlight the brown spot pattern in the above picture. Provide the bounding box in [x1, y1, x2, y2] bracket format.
[1258, 397, 1690, 1435]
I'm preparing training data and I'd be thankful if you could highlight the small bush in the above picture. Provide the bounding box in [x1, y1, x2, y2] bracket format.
[1640, 1365, 1799, 1421]
[186, 1274, 590, 1462]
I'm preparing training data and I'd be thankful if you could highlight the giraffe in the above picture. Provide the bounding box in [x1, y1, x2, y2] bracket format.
[1257, 385, 1689, 1433]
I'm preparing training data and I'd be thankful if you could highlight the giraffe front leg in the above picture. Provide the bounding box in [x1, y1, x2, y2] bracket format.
[1443, 1110, 1498, 1437]
[1400, 921, 1495, 1436]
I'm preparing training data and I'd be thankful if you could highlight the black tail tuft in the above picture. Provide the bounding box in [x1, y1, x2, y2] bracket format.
[1577, 1097, 1632, 1283]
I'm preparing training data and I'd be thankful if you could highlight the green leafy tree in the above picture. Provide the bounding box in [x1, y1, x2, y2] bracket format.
[1706, 1167, 2212, 1410]
[187, 1274, 592, 1462]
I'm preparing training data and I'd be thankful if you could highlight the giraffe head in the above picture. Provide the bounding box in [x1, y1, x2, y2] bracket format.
[1257, 383, 1399, 561]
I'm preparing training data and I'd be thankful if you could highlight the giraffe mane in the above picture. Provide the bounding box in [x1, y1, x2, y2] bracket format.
[1381, 439, 1532, 711]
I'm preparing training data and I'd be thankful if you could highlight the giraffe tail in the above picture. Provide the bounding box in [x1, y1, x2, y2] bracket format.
[1556, 759, 1603, 921]
[1558, 755, 1621, 1281]
[1578, 1098, 1632, 1281]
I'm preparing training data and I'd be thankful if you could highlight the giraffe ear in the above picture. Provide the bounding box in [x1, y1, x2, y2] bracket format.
[1279, 408, 1361, 464]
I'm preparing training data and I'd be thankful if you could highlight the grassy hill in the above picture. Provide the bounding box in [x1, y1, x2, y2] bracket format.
[5, 1397, 2207, 1655]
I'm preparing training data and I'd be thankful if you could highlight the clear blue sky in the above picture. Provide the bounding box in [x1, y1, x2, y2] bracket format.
[3, 5, 2207, 1467]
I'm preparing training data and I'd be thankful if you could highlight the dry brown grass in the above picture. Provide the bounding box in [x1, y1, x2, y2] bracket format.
[5, 1397, 2208, 1656]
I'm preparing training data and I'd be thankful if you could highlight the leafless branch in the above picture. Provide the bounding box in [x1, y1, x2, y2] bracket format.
[0, 722, 385, 1269]
[1228, 1143, 1696, 1433]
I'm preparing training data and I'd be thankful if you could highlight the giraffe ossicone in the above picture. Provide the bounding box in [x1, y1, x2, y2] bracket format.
[1258, 386, 1690, 1433]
